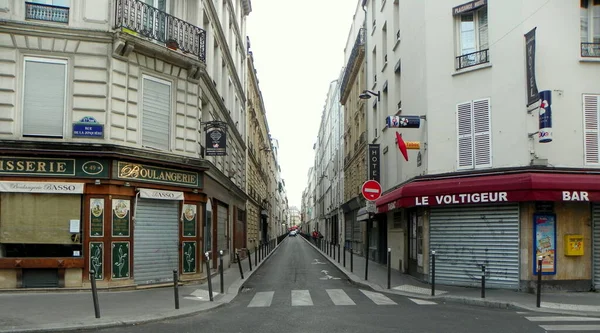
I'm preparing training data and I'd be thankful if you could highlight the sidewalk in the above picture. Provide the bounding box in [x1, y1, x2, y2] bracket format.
[0, 240, 283, 333]
[301, 235, 600, 316]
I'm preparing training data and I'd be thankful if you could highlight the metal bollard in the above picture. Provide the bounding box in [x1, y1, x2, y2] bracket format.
[343, 245, 346, 267]
[333, 243, 336, 260]
[236, 251, 244, 279]
[481, 265, 486, 298]
[89, 269, 101, 318]
[536, 256, 543, 308]
[204, 252, 214, 301]
[255, 245, 258, 264]
[337, 244, 340, 263]
[173, 269, 180, 309]
[387, 248, 391, 289]
[431, 250, 436, 296]
[350, 246, 354, 273]
[219, 250, 224, 294]
[247, 248, 253, 271]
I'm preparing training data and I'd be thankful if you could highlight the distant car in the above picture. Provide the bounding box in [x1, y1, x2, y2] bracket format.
[289, 230, 297, 236]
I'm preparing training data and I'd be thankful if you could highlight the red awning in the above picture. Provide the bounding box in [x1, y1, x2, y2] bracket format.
[375, 172, 600, 213]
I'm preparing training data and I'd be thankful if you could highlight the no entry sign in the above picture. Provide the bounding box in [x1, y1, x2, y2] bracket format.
[362, 180, 382, 201]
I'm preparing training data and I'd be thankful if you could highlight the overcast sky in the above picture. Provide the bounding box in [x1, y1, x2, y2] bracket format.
[246, 0, 358, 208]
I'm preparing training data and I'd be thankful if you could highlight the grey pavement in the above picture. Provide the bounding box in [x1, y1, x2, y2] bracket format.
[0, 239, 282, 333]
[300, 234, 600, 316]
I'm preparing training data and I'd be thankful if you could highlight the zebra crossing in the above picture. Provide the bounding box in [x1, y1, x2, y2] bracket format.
[243, 288, 436, 308]
[519, 312, 600, 331]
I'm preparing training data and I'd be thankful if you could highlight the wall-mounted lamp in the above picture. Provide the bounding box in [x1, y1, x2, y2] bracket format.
[94, 179, 101, 185]
[124, 182, 130, 187]
[359, 90, 380, 101]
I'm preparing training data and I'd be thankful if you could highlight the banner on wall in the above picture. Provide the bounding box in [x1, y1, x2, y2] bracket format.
[538, 90, 552, 143]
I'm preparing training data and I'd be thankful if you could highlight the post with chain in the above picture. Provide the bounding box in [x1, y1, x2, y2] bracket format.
[89, 269, 101, 318]
[536, 256, 543, 308]
[247, 248, 253, 271]
[387, 248, 391, 289]
[431, 250, 436, 296]
[481, 265, 486, 299]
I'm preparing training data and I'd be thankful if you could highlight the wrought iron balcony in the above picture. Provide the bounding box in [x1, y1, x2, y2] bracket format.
[581, 42, 600, 58]
[340, 28, 366, 100]
[25, 2, 69, 23]
[114, 0, 206, 62]
[359, 131, 366, 143]
[456, 49, 489, 70]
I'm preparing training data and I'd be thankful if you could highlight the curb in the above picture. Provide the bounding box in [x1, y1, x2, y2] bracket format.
[2, 237, 288, 333]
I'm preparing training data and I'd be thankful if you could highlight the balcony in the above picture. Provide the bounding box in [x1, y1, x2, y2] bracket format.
[581, 43, 600, 58]
[456, 49, 489, 70]
[114, 0, 206, 62]
[340, 28, 366, 102]
[25, 2, 69, 24]
[359, 131, 366, 144]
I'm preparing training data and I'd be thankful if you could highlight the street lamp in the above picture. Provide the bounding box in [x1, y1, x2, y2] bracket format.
[359, 90, 380, 101]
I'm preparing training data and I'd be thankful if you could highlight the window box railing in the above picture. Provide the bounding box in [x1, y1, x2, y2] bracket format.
[581, 42, 600, 58]
[25, 2, 69, 23]
[456, 49, 489, 70]
[114, 0, 207, 62]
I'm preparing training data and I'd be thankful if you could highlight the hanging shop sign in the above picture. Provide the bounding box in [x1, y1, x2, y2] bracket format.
[115, 161, 200, 188]
[204, 121, 228, 156]
[386, 115, 421, 129]
[525, 28, 540, 106]
[533, 214, 556, 275]
[0, 157, 109, 178]
[72, 116, 104, 138]
[405, 141, 421, 150]
[368, 144, 380, 183]
[538, 90, 552, 143]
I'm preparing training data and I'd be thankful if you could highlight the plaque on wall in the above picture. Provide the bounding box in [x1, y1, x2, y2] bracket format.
[112, 242, 130, 279]
[112, 199, 130, 237]
[90, 198, 104, 237]
[183, 204, 197, 237]
[182, 241, 196, 274]
[90, 242, 103, 280]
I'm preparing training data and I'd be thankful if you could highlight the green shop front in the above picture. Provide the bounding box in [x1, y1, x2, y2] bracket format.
[0, 155, 207, 289]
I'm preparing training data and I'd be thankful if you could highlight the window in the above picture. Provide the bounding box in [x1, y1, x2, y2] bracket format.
[584, 94, 600, 164]
[22, 57, 67, 138]
[455, 6, 489, 69]
[142, 76, 171, 150]
[457, 98, 491, 169]
[581, 0, 600, 57]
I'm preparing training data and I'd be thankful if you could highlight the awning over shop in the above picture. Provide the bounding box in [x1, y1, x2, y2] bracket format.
[356, 207, 369, 222]
[376, 172, 600, 213]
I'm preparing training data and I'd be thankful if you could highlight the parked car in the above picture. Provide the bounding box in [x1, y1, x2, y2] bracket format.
[289, 230, 297, 237]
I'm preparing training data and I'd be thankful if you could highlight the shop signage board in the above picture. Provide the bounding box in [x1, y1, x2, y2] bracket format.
[112, 242, 130, 279]
[90, 242, 103, 280]
[0, 181, 84, 194]
[0, 157, 109, 178]
[204, 121, 228, 156]
[368, 144, 380, 182]
[90, 198, 104, 237]
[112, 199, 130, 237]
[115, 161, 201, 188]
[182, 241, 197, 274]
[183, 204, 197, 237]
[139, 188, 184, 200]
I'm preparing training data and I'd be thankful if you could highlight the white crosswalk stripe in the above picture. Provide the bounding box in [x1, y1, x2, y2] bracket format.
[248, 291, 274, 307]
[523, 314, 600, 331]
[291, 290, 313, 306]
[326, 289, 356, 306]
[359, 289, 397, 305]
[409, 298, 437, 305]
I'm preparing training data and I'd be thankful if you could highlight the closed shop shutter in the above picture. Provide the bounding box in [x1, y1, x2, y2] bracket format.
[429, 204, 520, 289]
[344, 211, 353, 246]
[134, 199, 179, 285]
[217, 204, 228, 252]
[593, 204, 600, 289]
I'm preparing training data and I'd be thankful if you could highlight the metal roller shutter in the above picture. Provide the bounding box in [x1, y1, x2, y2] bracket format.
[429, 204, 520, 289]
[134, 199, 179, 285]
[593, 204, 600, 289]
[217, 204, 227, 252]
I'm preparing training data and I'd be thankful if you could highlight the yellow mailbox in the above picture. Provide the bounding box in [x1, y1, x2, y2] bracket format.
[564, 234, 584, 256]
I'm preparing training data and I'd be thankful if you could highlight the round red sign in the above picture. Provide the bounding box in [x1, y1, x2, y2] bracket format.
[362, 180, 382, 201]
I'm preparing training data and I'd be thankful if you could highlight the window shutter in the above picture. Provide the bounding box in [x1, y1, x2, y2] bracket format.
[22, 59, 66, 137]
[457, 101, 474, 169]
[478, 8, 489, 50]
[584, 94, 600, 164]
[142, 77, 171, 150]
[473, 98, 492, 168]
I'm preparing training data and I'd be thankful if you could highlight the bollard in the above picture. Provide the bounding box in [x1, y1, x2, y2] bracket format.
[173, 269, 180, 309]
[343, 245, 346, 267]
[255, 245, 258, 264]
[387, 248, 391, 289]
[431, 250, 436, 296]
[247, 248, 253, 271]
[219, 250, 224, 294]
[89, 269, 101, 318]
[204, 252, 214, 301]
[236, 251, 244, 279]
[333, 243, 336, 260]
[350, 246, 354, 273]
[337, 244, 340, 263]
[536, 256, 543, 308]
[481, 265, 486, 299]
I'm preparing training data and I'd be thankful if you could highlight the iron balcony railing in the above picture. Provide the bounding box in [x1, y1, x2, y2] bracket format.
[581, 42, 600, 58]
[340, 28, 366, 99]
[456, 49, 489, 70]
[115, 0, 207, 62]
[359, 131, 366, 143]
[25, 2, 69, 23]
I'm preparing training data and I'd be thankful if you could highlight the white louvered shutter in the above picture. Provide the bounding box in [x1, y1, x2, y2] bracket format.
[457, 101, 474, 169]
[473, 98, 492, 168]
[584, 94, 600, 164]
[142, 77, 171, 150]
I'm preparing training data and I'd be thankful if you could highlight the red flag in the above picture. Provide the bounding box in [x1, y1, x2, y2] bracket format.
[395, 131, 409, 161]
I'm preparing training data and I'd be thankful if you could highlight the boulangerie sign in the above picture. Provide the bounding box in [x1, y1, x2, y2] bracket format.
[139, 188, 184, 200]
[0, 181, 84, 194]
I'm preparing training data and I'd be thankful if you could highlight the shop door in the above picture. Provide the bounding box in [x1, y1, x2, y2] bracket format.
[593, 204, 600, 289]
[235, 209, 246, 258]
[216, 204, 228, 254]
[407, 210, 422, 276]
[134, 199, 179, 285]
[429, 204, 520, 289]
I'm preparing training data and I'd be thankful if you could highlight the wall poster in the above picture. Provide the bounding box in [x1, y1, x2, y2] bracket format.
[183, 204, 197, 237]
[112, 199, 130, 237]
[533, 214, 556, 275]
[90, 198, 104, 237]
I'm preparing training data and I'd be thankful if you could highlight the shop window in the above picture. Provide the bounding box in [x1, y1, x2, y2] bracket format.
[22, 57, 67, 138]
[455, 5, 489, 69]
[142, 75, 172, 150]
[584, 94, 600, 164]
[457, 98, 492, 170]
[0, 193, 82, 257]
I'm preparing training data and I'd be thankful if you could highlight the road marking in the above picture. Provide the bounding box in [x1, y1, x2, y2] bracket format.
[409, 298, 437, 305]
[312, 259, 326, 265]
[392, 284, 447, 295]
[291, 290, 313, 306]
[539, 325, 600, 331]
[526, 316, 600, 322]
[326, 289, 355, 306]
[319, 269, 341, 280]
[359, 289, 397, 305]
[248, 291, 274, 307]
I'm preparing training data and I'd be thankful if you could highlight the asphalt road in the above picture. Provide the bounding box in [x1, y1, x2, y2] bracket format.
[78, 236, 594, 333]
